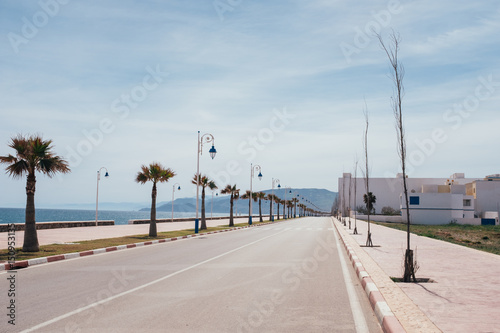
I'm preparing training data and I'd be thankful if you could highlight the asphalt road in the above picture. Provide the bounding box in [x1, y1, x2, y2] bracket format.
[2, 217, 382, 332]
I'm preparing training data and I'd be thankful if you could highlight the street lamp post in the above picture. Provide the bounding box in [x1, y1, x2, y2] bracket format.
[249, 164, 263, 225]
[95, 167, 109, 226]
[270, 178, 280, 222]
[195, 131, 217, 233]
[284, 186, 291, 219]
[211, 191, 218, 219]
[171, 183, 181, 222]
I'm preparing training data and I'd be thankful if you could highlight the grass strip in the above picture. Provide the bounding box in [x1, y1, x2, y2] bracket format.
[375, 222, 500, 255]
[1, 220, 273, 262]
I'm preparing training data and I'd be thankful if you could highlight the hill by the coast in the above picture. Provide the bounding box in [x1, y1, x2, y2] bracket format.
[145, 188, 337, 215]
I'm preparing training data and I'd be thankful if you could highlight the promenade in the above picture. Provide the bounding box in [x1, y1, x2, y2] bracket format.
[0, 217, 258, 250]
[334, 217, 500, 333]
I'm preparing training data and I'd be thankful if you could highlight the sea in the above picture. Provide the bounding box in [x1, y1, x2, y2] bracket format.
[0, 208, 227, 225]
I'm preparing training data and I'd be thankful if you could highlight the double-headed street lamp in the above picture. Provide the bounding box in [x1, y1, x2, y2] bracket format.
[195, 131, 217, 233]
[95, 167, 109, 226]
[270, 178, 280, 221]
[171, 183, 181, 222]
[249, 164, 263, 225]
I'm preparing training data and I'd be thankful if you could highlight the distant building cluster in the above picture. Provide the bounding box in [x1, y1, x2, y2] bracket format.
[338, 172, 500, 225]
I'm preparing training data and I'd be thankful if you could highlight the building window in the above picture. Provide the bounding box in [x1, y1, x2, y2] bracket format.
[464, 199, 471, 207]
[409, 196, 420, 205]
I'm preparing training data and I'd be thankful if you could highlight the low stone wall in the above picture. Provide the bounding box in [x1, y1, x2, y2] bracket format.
[129, 215, 252, 224]
[0, 220, 114, 232]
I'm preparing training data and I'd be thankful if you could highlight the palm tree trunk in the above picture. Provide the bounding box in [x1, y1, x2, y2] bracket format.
[23, 173, 39, 252]
[269, 199, 272, 221]
[149, 182, 157, 237]
[259, 198, 263, 222]
[229, 195, 234, 227]
[277, 202, 280, 220]
[201, 187, 207, 230]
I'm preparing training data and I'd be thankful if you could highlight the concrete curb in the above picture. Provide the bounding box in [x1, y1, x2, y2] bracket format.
[333, 218, 406, 333]
[1, 220, 280, 271]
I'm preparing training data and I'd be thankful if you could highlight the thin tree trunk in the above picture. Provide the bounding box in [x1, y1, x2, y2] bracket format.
[229, 195, 234, 226]
[23, 173, 39, 252]
[201, 187, 207, 230]
[149, 182, 157, 237]
[259, 199, 263, 222]
[269, 199, 272, 221]
[277, 201, 280, 220]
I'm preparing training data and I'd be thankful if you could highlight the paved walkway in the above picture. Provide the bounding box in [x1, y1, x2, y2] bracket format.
[335, 217, 500, 333]
[0, 217, 260, 250]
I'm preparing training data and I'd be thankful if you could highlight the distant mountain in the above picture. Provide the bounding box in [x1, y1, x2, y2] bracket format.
[148, 188, 337, 214]
[51, 201, 170, 212]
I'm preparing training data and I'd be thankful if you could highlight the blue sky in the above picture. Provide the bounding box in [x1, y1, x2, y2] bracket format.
[1, 0, 499, 208]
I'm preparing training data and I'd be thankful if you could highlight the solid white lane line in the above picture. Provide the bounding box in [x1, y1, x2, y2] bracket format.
[20, 230, 288, 333]
[332, 221, 370, 333]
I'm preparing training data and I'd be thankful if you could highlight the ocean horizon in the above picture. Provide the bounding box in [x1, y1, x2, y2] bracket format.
[0, 207, 229, 225]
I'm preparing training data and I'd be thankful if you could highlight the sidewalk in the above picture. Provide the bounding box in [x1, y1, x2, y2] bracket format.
[335, 217, 500, 333]
[0, 217, 257, 250]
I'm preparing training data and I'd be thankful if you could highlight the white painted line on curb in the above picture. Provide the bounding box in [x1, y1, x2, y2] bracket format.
[332, 221, 370, 333]
[28, 257, 47, 266]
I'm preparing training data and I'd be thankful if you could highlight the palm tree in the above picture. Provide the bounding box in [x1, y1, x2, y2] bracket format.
[287, 201, 293, 219]
[136, 163, 175, 237]
[276, 198, 281, 220]
[363, 192, 377, 215]
[267, 194, 276, 221]
[292, 198, 299, 218]
[221, 184, 239, 226]
[256, 192, 266, 222]
[192, 174, 217, 231]
[0, 134, 70, 252]
[241, 190, 258, 223]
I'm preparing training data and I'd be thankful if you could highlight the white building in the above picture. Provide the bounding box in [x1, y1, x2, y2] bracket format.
[400, 184, 475, 225]
[338, 173, 499, 225]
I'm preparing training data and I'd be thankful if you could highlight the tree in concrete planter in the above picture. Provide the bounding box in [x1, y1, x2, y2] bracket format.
[362, 107, 374, 247]
[378, 31, 417, 282]
[0, 134, 70, 252]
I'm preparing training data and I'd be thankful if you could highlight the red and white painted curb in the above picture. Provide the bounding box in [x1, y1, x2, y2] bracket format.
[333, 220, 406, 333]
[1, 221, 278, 271]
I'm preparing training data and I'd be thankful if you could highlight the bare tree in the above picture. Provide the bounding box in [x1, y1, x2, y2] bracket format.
[353, 158, 359, 235]
[348, 172, 352, 229]
[362, 106, 373, 247]
[378, 31, 416, 282]
[341, 168, 346, 225]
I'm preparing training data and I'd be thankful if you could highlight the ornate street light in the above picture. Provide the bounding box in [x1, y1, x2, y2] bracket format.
[270, 178, 280, 221]
[95, 167, 109, 226]
[172, 183, 181, 222]
[195, 131, 216, 233]
[249, 164, 262, 225]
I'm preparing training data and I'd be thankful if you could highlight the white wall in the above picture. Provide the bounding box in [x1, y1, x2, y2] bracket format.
[338, 173, 478, 217]
[474, 180, 500, 218]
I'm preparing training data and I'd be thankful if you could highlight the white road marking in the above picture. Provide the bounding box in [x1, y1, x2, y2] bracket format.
[20, 230, 287, 333]
[331, 221, 370, 333]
